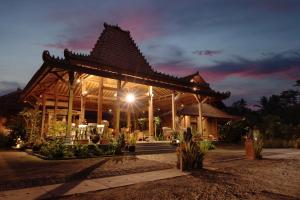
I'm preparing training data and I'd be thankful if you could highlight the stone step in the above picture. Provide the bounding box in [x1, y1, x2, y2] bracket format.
[135, 143, 177, 155]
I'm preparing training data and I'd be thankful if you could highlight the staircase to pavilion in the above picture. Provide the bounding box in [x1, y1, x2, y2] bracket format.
[134, 142, 177, 155]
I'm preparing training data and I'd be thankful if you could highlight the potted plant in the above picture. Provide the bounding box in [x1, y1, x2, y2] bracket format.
[128, 135, 136, 152]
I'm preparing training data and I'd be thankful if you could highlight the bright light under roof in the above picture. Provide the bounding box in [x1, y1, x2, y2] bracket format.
[125, 93, 135, 103]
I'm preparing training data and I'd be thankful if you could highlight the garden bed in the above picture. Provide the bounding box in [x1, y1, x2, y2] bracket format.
[28, 139, 126, 160]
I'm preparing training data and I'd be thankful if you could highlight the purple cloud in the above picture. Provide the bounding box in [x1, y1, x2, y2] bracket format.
[196, 50, 300, 81]
[193, 50, 223, 56]
[43, 6, 164, 51]
[154, 49, 300, 82]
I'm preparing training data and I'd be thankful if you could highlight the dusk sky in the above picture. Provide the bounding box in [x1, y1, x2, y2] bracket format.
[0, 0, 300, 106]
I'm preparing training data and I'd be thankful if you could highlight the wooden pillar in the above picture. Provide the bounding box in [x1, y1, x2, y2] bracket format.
[97, 77, 103, 124]
[148, 86, 154, 136]
[114, 80, 121, 135]
[197, 99, 203, 135]
[41, 94, 46, 139]
[80, 78, 86, 124]
[185, 116, 191, 128]
[66, 71, 75, 138]
[171, 92, 176, 130]
[127, 108, 131, 132]
[47, 113, 52, 133]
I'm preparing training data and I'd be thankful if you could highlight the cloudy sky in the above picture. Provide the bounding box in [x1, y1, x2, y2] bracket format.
[0, 0, 299, 106]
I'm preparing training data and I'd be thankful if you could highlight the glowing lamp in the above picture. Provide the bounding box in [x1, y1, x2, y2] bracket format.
[126, 93, 135, 103]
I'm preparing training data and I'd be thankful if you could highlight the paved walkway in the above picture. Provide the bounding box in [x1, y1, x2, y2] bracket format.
[0, 168, 189, 200]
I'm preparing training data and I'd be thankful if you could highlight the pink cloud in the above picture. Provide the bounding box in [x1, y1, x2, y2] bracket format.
[43, 7, 163, 51]
[44, 35, 96, 51]
[155, 50, 300, 83]
[118, 11, 162, 42]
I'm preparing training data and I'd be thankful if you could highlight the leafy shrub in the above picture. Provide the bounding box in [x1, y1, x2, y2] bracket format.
[129, 135, 136, 146]
[48, 121, 66, 137]
[107, 139, 118, 155]
[98, 144, 110, 152]
[155, 133, 164, 141]
[73, 144, 89, 157]
[115, 134, 125, 154]
[87, 144, 102, 156]
[98, 141, 119, 155]
[253, 138, 263, 159]
[72, 144, 103, 157]
[199, 140, 216, 150]
[32, 140, 44, 152]
[176, 140, 209, 170]
[219, 120, 249, 143]
[39, 139, 66, 159]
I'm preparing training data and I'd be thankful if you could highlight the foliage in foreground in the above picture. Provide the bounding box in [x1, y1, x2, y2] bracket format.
[253, 129, 263, 159]
[176, 140, 211, 170]
[176, 130, 214, 170]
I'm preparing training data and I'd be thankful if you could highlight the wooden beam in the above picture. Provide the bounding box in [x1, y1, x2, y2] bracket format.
[51, 71, 67, 83]
[148, 86, 154, 136]
[82, 86, 117, 97]
[66, 71, 75, 139]
[201, 97, 209, 104]
[103, 86, 117, 91]
[97, 77, 103, 124]
[46, 101, 68, 107]
[41, 94, 46, 139]
[121, 81, 127, 88]
[45, 62, 207, 95]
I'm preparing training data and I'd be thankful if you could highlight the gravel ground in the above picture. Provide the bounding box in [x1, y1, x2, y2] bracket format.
[1, 148, 300, 199]
[59, 149, 300, 200]
[0, 151, 173, 191]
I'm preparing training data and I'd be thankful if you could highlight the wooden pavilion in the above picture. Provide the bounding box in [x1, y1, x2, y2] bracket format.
[21, 23, 230, 141]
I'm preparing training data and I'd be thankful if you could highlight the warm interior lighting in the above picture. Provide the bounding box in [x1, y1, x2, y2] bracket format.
[193, 87, 197, 91]
[125, 93, 135, 103]
[76, 79, 81, 83]
[82, 91, 88, 95]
